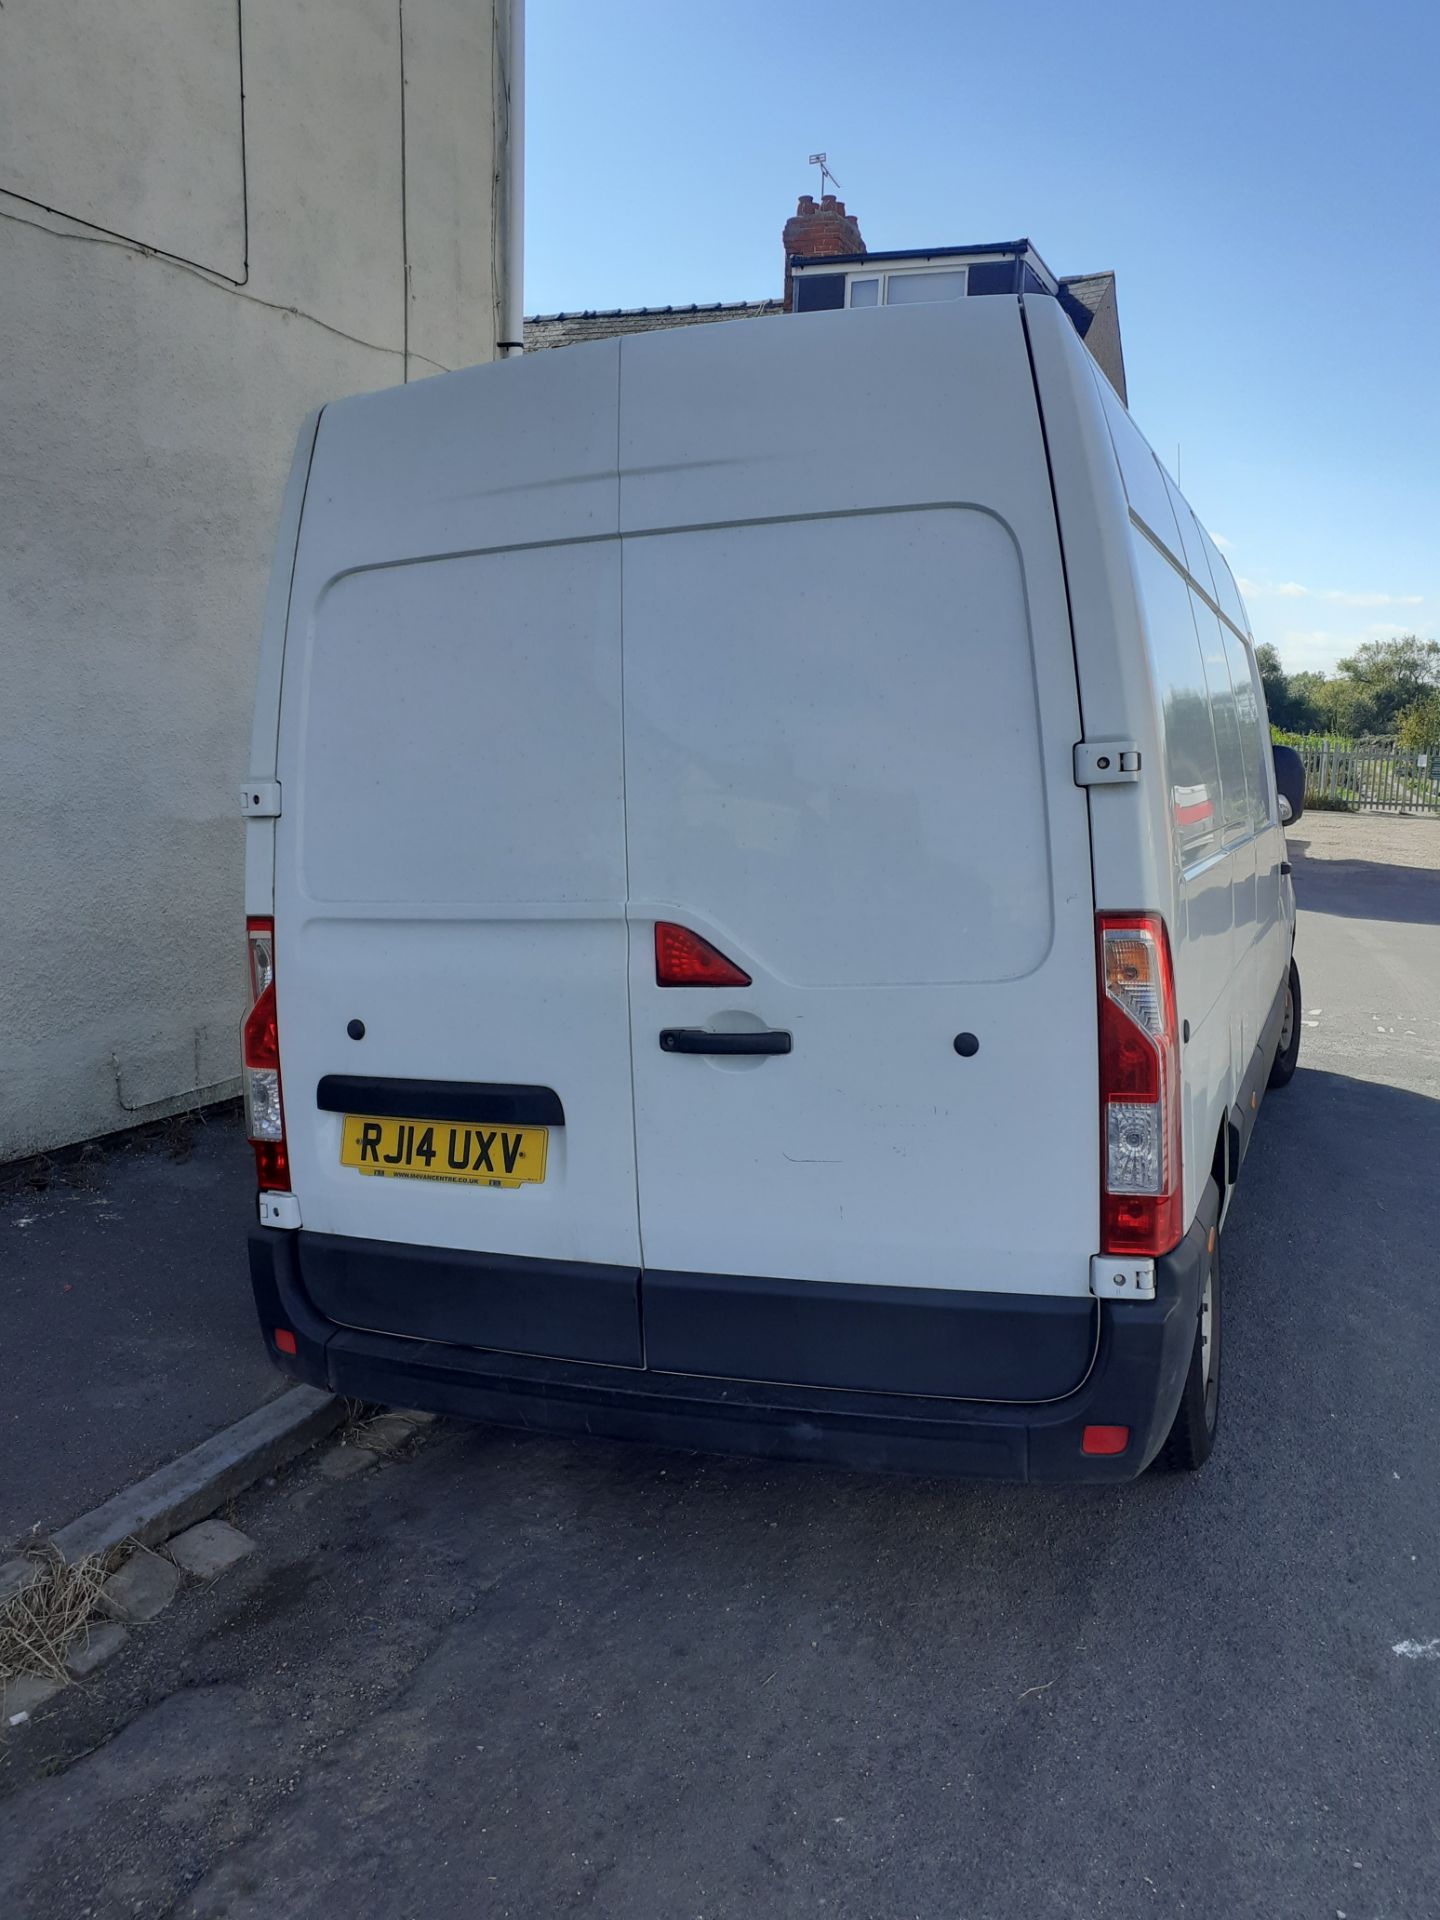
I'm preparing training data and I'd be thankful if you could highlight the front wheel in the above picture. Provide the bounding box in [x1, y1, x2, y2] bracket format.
[1157, 1219, 1221, 1472]
[1268, 955, 1302, 1089]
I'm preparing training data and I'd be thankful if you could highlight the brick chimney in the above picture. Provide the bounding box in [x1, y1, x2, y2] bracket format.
[782, 193, 865, 311]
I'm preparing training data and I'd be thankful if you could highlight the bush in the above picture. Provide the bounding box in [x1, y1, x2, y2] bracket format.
[1395, 693, 1440, 753]
[1270, 726, 1356, 750]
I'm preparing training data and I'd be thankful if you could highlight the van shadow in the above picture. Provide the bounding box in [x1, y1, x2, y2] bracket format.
[376, 1068, 1440, 1919]
[1223, 1064, 1440, 1282]
[1287, 835, 1440, 925]
[444, 1071, 1439, 1550]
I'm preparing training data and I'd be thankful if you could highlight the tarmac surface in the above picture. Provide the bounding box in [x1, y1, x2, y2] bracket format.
[1, 1106, 272, 1545]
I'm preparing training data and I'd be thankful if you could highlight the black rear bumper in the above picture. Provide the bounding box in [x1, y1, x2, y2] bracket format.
[249, 1205, 1212, 1485]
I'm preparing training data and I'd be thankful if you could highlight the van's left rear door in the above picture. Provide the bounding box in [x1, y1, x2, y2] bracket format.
[270, 350, 644, 1365]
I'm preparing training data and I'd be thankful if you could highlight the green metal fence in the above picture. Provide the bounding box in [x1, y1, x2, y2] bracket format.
[1294, 736, 1440, 813]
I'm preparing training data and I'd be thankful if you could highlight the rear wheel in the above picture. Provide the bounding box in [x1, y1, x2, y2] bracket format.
[1158, 1222, 1221, 1472]
[1267, 956, 1301, 1089]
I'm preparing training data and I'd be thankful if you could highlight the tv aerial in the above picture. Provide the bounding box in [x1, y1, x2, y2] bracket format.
[808, 152, 842, 196]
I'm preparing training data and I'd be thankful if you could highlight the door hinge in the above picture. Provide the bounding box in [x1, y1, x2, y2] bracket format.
[258, 1191, 301, 1230]
[1090, 1254, 1156, 1301]
[241, 780, 282, 819]
[1074, 741, 1141, 787]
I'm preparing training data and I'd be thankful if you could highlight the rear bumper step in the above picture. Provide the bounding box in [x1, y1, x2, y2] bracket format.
[248, 1212, 1209, 1484]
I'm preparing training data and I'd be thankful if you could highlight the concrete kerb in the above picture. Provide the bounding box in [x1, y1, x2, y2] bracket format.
[48, 1386, 345, 1565]
[2, 1387, 396, 1728]
[0, 1558, 40, 1608]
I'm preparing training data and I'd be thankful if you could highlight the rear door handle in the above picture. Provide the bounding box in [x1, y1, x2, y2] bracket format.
[659, 1029, 792, 1056]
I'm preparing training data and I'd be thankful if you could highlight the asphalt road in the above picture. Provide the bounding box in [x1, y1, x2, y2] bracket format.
[3, 813, 1438, 1920]
[0, 1107, 277, 1544]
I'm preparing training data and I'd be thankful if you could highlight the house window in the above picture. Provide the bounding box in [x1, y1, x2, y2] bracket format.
[845, 267, 969, 309]
[884, 268, 968, 304]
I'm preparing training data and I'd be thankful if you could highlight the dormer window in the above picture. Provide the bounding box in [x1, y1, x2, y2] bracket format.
[846, 267, 969, 308]
[783, 241, 1124, 405]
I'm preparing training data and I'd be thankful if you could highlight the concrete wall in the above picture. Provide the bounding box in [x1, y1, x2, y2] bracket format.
[0, 0, 515, 1158]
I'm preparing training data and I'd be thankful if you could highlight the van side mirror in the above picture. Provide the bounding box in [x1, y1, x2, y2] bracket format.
[1272, 744, 1305, 824]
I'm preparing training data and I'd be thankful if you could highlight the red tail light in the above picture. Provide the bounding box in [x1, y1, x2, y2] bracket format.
[655, 922, 752, 988]
[242, 916, 290, 1190]
[1097, 913, 1181, 1255]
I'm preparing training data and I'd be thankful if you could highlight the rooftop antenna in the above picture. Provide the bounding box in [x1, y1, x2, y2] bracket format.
[808, 152, 842, 196]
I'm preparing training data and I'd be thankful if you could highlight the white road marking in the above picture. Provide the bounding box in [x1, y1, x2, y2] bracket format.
[1392, 1638, 1440, 1659]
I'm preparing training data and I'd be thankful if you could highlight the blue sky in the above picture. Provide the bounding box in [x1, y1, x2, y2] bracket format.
[526, 0, 1438, 676]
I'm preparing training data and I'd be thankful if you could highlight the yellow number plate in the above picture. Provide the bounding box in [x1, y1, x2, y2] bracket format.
[340, 1114, 548, 1188]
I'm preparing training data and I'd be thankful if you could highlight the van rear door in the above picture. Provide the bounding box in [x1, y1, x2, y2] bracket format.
[617, 302, 1099, 1389]
[270, 350, 643, 1365]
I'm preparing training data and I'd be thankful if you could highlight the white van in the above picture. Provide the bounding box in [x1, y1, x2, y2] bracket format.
[242, 293, 1303, 1482]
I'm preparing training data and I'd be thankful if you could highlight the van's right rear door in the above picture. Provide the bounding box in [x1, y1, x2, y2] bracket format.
[616, 301, 1100, 1395]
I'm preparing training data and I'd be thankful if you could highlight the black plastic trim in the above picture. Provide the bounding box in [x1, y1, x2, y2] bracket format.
[643, 1269, 1095, 1402]
[315, 1077, 564, 1127]
[248, 1206, 1209, 1483]
[294, 1230, 640, 1368]
[790, 239, 1033, 269]
[1234, 967, 1289, 1170]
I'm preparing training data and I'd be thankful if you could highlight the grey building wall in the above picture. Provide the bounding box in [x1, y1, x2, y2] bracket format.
[0, 0, 516, 1158]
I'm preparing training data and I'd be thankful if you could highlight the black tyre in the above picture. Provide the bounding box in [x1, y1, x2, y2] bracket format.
[1268, 955, 1302, 1090]
[1158, 1209, 1221, 1472]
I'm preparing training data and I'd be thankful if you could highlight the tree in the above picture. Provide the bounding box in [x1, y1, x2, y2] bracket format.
[1282, 671, 1331, 734]
[1311, 674, 1381, 738]
[1254, 642, 1288, 721]
[1254, 641, 1326, 732]
[1332, 636, 1440, 736]
[1396, 691, 1440, 750]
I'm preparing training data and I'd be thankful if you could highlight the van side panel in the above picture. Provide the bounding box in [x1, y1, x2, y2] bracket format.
[1126, 534, 1236, 1207]
[1027, 297, 1288, 1227]
[1022, 303, 1209, 1220]
[1095, 381, 1290, 1177]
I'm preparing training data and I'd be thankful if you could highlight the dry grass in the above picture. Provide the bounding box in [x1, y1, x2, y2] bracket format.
[0, 1549, 110, 1684]
[335, 1399, 381, 1447]
[0, 1094, 240, 1205]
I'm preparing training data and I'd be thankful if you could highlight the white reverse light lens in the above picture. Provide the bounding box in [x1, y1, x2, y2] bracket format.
[1107, 1101, 1162, 1194]
[244, 1066, 284, 1141]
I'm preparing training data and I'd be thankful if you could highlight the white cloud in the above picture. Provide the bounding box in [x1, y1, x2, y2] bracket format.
[1320, 589, 1424, 609]
[1277, 628, 1347, 672]
[1273, 621, 1418, 674]
[1211, 532, 1233, 551]
[1237, 577, 1423, 609]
